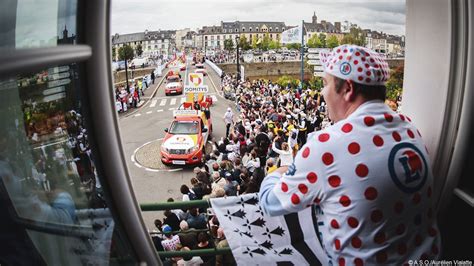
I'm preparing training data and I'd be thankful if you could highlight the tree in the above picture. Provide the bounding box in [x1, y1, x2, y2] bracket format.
[224, 39, 234, 51]
[239, 35, 251, 50]
[326, 35, 340, 48]
[268, 39, 281, 50]
[286, 43, 301, 50]
[307, 34, 323, 48]
[135, 44, 143, 57]
[386, 66, 404, 101]
[251, 35, 258, 50]
[276, 75, 300, 89]
[341, 27, 366, 46]
[118, 44, 134, 92]
[318, 33, 327, 48]
[260, 33, 272, 51]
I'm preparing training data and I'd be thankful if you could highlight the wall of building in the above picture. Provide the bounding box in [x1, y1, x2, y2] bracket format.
[217, 59, 404, 80]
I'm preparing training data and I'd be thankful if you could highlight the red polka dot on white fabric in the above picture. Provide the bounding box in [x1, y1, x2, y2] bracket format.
[291, 194, 300, 205]
[354, 258, 364, 266]
[351, 236, 362, 248]
[348, 142, 360, 154]
[281, 182, 288, 192]
[322, 152, 334, 165]
[328, 175, 341, 188]
[356, 164, 369, 177]
[307, 172, 318, 183]
[364, 116, 375, 126]
[414, 234, 423, 246]
[331, 219, 340, 229]
[318, 133, 330, 142]
[339, 195, 351, 207]
[407, 129, 415, 139]
[373, 135, 384, 147]
[298, 183, 308, 194]
[302, 147, 310, 158]
[348, 217, 359, 228]
[392, 131, 401, 142]
[339, 257, 346, 266]
[384, 113, 393, 122]
[364, 187, 377, 200]
[412, 192, 421, 204]
[335, 239, 341, 250]
[341, 123, 353, 133]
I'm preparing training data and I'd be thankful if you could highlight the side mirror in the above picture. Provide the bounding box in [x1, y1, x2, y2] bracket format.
[202, 128, 208, 133]
[164, 128, 168, 132]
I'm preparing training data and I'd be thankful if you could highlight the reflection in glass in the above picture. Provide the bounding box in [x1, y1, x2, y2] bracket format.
[0, 63, 136, 265]
[0, 0, 78, 49]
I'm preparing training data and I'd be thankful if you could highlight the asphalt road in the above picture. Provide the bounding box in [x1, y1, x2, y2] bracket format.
[118, 57, 235, 230]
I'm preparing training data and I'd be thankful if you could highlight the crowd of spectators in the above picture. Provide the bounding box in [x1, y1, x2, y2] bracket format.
[148, 73, 334, 265]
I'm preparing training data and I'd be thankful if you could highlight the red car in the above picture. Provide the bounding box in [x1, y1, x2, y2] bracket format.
[165, 75, 183, 96]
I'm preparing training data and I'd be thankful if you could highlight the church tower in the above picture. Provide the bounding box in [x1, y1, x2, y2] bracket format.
[312, 12, 317, 24]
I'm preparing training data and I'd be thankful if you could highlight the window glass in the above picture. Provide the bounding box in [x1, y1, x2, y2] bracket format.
[0, 63, 137, 265]
[0, 0, 78, 49]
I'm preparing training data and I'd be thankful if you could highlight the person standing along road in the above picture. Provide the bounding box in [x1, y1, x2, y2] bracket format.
[223, 107, 234, 138]
[259, 44, 441, 264]
[151, 70, 155, 84]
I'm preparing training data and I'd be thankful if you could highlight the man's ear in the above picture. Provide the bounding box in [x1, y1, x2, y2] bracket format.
[344, 80, 357, 101]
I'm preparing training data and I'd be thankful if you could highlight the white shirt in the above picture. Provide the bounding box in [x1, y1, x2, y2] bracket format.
[224, 111, 233, 125]
[272, 142, 293, 166]
[259, 101, 441, 265]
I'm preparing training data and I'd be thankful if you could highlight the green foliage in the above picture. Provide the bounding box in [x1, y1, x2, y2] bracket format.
[238, 35, 251, 50]
[251, 35, 258, 50]
[259, 33, 272, 51]
[318, 34, 327, 48]
[341, 27, 366, 46]
[118, 44, 134, 61]
[276, 75, 300, 89]
[326, 35, 339, 48]
[112, 47, 116, 60]
[307, 34, 323, 48]
[268, 39, 281, 50]
[135, 44, 143, 57]
[385, 66, 404, 101]
[286, 43, 301, 50]
[224, 39, 234, 51]
[308, 76, 324, 91]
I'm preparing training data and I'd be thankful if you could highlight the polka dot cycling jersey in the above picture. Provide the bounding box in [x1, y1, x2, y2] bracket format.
[259, 100, 441, 265]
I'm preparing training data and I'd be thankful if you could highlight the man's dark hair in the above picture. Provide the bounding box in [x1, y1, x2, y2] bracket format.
[335, 77, 386, 101]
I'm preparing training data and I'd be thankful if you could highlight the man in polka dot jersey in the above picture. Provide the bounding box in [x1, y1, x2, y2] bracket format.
[259, 44, 441, 265]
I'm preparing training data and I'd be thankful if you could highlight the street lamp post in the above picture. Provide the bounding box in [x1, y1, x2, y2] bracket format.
[236, 35, 240, 81]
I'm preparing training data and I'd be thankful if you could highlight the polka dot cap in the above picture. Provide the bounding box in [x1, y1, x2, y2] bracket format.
[320, 44, 390, 86]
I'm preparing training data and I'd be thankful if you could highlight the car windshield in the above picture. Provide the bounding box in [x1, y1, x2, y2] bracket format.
[168, 77, 179, 83]
[169, 121, 199, 134]
[196, 65, 204, 69]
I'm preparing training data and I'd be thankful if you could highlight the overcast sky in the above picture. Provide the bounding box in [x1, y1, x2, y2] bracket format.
[111, 0, 405, 36]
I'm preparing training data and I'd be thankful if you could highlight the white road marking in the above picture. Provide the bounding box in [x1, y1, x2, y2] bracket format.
[149, 99, 157, 108]
[169, 107, 176, 111]
[134, 113, 142, 117]
[156, 109, 164, 112]
[170, 98, 177, 105]
[146, 111, 152, 114]
[159, 99, 166, 106]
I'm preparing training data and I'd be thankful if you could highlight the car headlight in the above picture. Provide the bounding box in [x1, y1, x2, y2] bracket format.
[187, 145, 199, 154]
[161, 146, 169, 153]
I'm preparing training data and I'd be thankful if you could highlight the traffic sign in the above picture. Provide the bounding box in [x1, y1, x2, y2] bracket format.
[307, 60, 321, 65]
[306, 54, 319, 59]
[184, 86, 209, 94]
[308, 48, 325, 54]
[314, 65, 324, 71]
